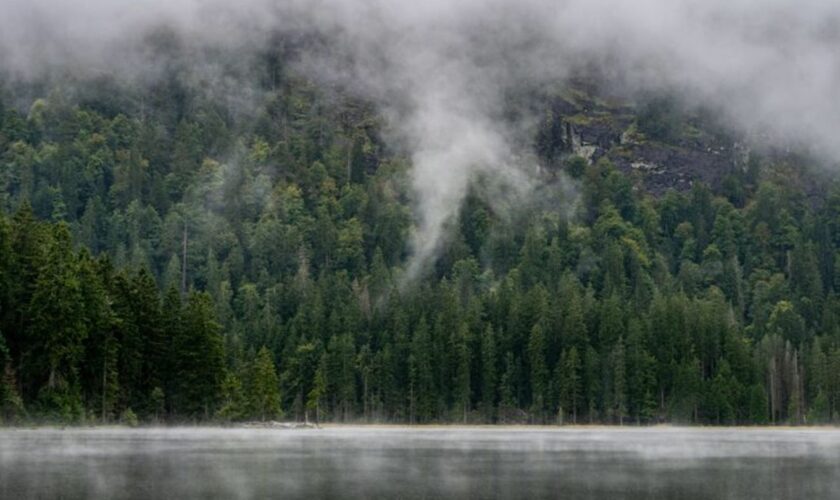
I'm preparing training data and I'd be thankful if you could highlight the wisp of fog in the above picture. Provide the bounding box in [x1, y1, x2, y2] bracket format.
[2, 0, 840, 275]
[2, 427, 840, 499]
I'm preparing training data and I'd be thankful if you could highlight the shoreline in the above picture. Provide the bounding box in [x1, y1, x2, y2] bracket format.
[2, 422, 839, 431]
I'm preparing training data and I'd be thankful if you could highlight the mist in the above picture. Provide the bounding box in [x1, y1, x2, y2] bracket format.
[2, 427, 840, 499]
[3, 0, 840, 273]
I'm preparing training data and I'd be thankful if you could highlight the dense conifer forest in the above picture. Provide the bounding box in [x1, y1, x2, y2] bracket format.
[2, 45, 840, 426]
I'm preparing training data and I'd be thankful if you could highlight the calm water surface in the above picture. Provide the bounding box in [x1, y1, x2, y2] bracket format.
[1, 426, 839, 499]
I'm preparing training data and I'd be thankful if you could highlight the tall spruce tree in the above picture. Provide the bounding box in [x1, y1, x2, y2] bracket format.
[247, 346, 281, 421]
[172, 291, 225, 418]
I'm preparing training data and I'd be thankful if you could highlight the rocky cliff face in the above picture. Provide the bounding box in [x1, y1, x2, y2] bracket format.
[535, 84, 745, 195]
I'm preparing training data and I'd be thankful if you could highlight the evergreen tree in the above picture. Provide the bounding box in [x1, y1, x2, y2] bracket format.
[409, 317, 434, 423]
[78, 251, 119, 422]
[625, 319, 656, 423]
[247, 346, 281, 421]
[217, 372, 246, 421]
[480, 325, 497, 422]
[172, 292, 225, 418]
[453, 322, 471, 423]
[307, 352, 328, 423]
[528, 322, 549, 419]
[160, 285, 182, 414]
[28, 223, 86, 420]
[610, 337, 627, 424]
[559, 347, 582, 424]
[0, 333, 23, 422]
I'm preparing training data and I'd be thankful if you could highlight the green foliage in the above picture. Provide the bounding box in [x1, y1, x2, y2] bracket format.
[528, 322, 548, 418]
[637, 96, 682, 142]
[480, 326, 497, 422]
[36, 384, 84, 424]
[217, 373, 247, 422]
[247, 347, 281, 421]
[2, 72, 840, 427]
[307, 353, 328, 423]
[172, 292, 226, 418]
[409, 317, 434, 423]
[558, 347, 581, 423]
[0, 334, 24, 423]
[149, 387, 165, 422]
[29, 223, 86, 395]
[565, 156, 588, 179]
[120, 407, 139, 427]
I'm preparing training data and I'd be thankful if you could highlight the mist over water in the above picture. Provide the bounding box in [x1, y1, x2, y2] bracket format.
[1, 427, 839, 499]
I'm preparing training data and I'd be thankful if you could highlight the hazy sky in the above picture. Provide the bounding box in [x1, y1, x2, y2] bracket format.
[2, 0, 839, 273]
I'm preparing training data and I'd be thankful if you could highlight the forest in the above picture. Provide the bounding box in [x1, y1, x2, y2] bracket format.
[2, 44, 840, 427]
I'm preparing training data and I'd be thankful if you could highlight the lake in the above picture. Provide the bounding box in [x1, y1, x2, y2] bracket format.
[1, 426, 838, 499]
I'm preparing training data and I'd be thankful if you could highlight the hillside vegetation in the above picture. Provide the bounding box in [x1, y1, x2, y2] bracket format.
[1, 50, 840, 426]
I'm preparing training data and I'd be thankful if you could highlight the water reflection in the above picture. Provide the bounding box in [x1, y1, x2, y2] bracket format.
[1, 427, 838, 499]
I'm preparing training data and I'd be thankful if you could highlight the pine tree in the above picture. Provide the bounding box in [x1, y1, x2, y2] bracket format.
[111, 273, 143, 414]
[480, 325, 497, 422]
[561, 278, 588, 352]
[498, 352, 520, 423]
[217, 372, 246, 421]
[160, 285, 183, 414]
[0, 213, 12, 346]
[747, 383, 769, 424]
[584, 345, 600, 423]
[77, 250, 119, 422]
[625, 319, 656, 423]
[356, 345, 374, 420]
[559, 347, 582, 424]
[708, 360, 738, 424]
[0, 333, 23, 423]
[610, 337, 627, 424]
[528, 322, 548, 419]
[172, 292, 225, 418]
[597, 294, 624, 349]
[453, 322, 471, 423]
[409, 317, 434, 423]
[133, 269, 165, 412]
[6, 202, 46, 401]
[28, 223, 86, 420]
[307, 352, 328, 423]
[335, 333, 356, 421]
[247, 346, 281, 421]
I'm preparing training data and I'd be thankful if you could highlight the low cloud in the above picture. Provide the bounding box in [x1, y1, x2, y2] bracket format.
[3, 0, 839, 273]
